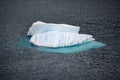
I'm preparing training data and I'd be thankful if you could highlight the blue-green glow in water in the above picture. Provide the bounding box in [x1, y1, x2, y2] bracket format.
[15, 37, 106, 54]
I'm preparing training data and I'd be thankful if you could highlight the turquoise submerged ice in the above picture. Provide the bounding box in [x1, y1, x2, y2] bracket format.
[27, 21, 80, 36]
[15, 36, 106, 54]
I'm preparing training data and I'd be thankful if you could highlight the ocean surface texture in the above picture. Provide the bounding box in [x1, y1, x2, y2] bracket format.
[0, 0, 120, 80]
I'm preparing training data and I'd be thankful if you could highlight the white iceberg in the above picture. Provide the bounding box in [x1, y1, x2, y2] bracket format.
[30, 31, 95, 48]
[27, 21, 80, 36]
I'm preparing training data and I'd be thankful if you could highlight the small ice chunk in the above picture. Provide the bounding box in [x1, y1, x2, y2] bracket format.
[30, 31, 95, 48]
[27, 21, 80, 36]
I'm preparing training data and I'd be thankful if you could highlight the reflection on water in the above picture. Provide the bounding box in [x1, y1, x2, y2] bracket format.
[15, 37, 106, 54]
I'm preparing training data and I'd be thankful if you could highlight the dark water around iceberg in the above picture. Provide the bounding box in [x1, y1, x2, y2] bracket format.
[15, 37, 106, 54]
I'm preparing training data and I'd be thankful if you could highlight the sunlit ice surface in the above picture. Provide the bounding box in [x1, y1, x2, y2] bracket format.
[14, 36, 106, 54]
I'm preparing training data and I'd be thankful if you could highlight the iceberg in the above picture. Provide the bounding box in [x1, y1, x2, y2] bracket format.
[14, 21, 106, 53]
[30, 31, 95, 48]
[12, 21, 106, 53]
[27, 21, 80, 36]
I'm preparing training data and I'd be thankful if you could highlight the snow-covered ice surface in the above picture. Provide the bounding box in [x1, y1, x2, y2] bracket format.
[27, 21, 80, 36]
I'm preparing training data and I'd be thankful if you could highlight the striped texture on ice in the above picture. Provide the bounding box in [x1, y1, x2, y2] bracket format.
[30, 31, 95, 47]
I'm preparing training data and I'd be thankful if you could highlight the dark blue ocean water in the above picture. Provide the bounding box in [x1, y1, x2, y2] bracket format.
[15, 37, 106, 54]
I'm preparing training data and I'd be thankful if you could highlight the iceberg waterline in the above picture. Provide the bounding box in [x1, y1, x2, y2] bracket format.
[15, 36, 106, 54]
